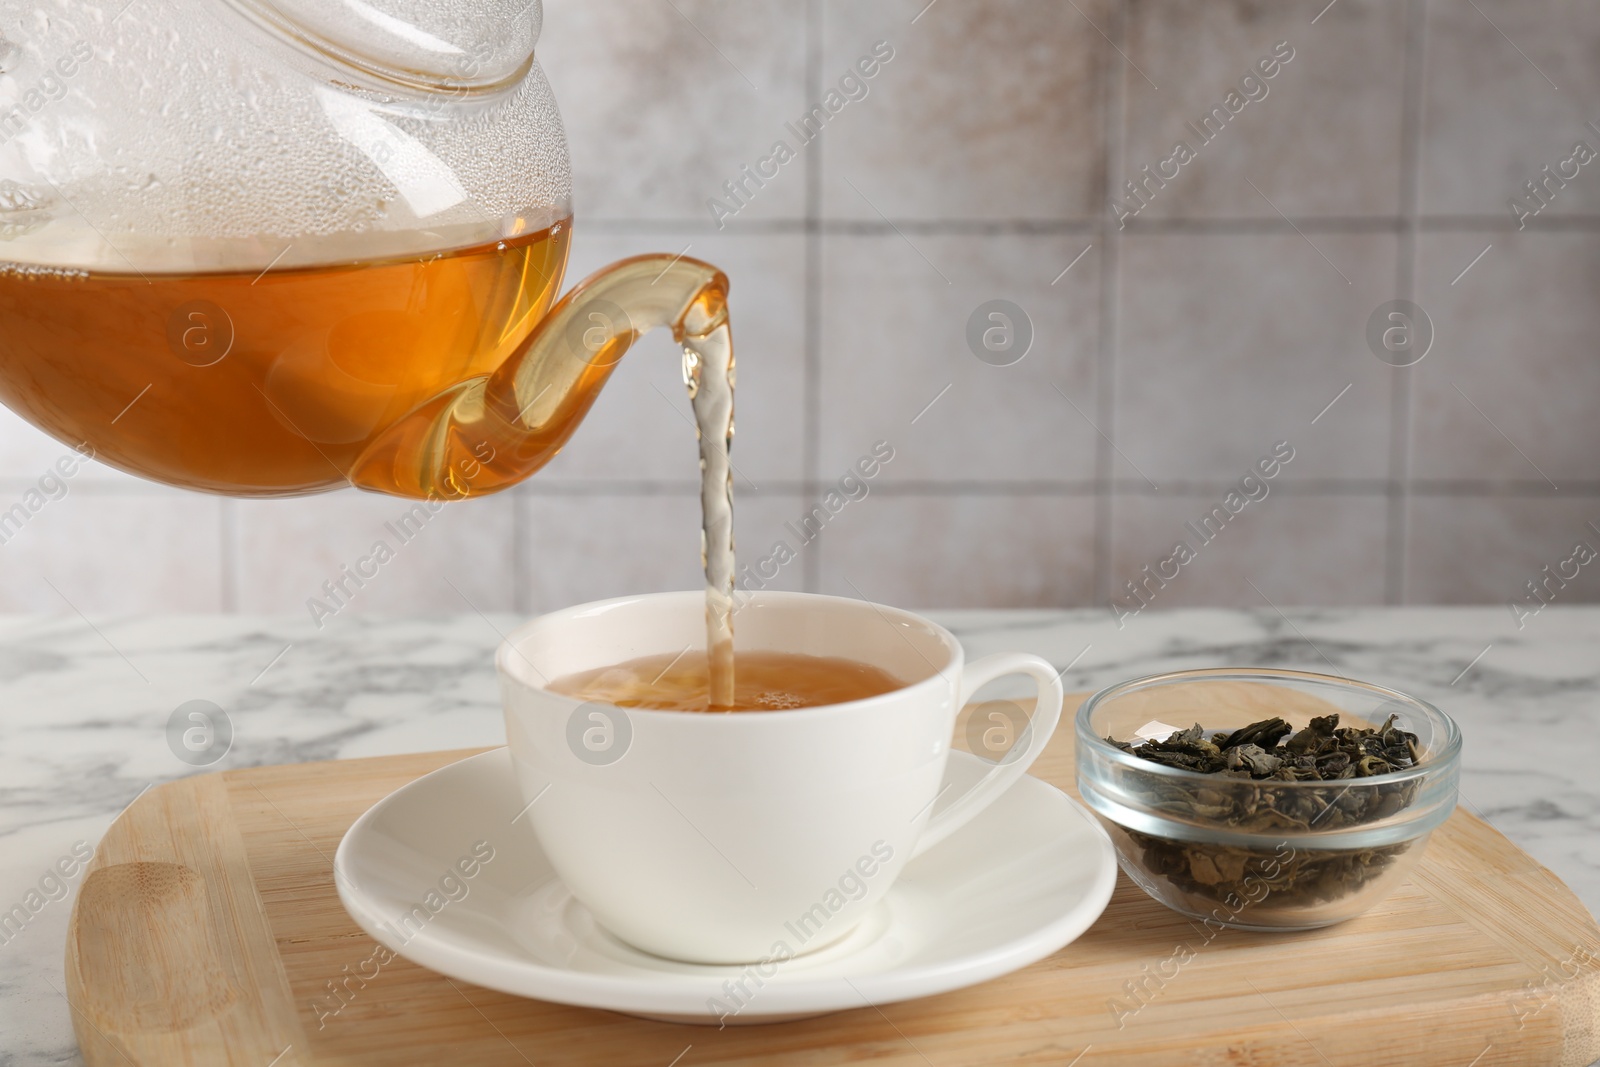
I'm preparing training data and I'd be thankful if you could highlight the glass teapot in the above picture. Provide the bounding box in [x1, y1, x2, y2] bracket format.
[0, 0, 731, 501]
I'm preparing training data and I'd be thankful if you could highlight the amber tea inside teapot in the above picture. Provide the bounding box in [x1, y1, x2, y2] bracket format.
[0, 0, 730, 502]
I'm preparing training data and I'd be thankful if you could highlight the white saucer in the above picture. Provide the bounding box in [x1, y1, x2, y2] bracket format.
[334, 748, 1116, 1025]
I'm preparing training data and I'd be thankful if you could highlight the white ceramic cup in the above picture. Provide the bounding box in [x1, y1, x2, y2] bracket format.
[497, 590, 1064, 965]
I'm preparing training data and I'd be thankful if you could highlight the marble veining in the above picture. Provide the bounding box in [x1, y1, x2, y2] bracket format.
[1, 607, 1597, 1064]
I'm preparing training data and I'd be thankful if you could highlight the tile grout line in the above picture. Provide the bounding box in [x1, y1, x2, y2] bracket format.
[1386, 0, 1430, 605]
[801, 0, 824, 594]
[431, 478, 1600, 498]
[1092, 0, 1131, 606]
[574, 214, 1600, 237]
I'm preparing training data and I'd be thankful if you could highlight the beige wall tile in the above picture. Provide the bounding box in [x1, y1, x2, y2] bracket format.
[1122, 0, 1406, 221]
[540, 0, 809, 223]
[1110, 492, 1388, 612]
[818, 494, 1095, 608]
[236, 491, 809, 619]
[821, 0, 1108, 221]
[819, 233, 1099, 484]
[521, 492, 807, 612]
[1118, 232, 1397, 481]
[1422, 0, 1600, 218]
[1407, 496, 1600, 606]
[0, 407, 75, 481]
[1413, 232, 1600, 483]
[538, 229, 806, 485]
[0, 489, 224, 612]
[232, 492, 516, 618]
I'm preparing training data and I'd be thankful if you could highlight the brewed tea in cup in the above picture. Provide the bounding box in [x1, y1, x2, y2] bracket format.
[498, 590, 1065, 965]
[548, 649, 904, 711]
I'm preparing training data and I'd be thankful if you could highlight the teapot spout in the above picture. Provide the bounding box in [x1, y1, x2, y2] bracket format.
[348, 254, 731, 501]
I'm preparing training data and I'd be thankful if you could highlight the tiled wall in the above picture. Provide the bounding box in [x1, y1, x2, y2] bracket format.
[2, 0, 1597, 618]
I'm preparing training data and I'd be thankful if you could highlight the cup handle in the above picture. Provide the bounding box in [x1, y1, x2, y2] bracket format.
[909, 653, 1065, 860]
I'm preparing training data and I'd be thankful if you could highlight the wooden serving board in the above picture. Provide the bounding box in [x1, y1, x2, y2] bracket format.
[66, 695, 1600, 1067]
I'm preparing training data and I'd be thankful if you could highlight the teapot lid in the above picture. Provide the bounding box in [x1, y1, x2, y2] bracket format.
[226, 0, 541, 92]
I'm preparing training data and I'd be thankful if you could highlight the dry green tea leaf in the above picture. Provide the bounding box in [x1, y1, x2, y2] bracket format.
[1111, 714, 1422, 913]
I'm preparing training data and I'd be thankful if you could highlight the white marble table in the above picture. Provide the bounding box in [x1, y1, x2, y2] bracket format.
[2, 607, 1597, 1064]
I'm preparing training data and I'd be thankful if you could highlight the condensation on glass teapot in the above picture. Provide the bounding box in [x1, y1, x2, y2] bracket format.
[0, 0, 732, 504]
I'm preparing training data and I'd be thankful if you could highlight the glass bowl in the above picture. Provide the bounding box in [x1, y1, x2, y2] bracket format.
[1075, 668, 1461, 931]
